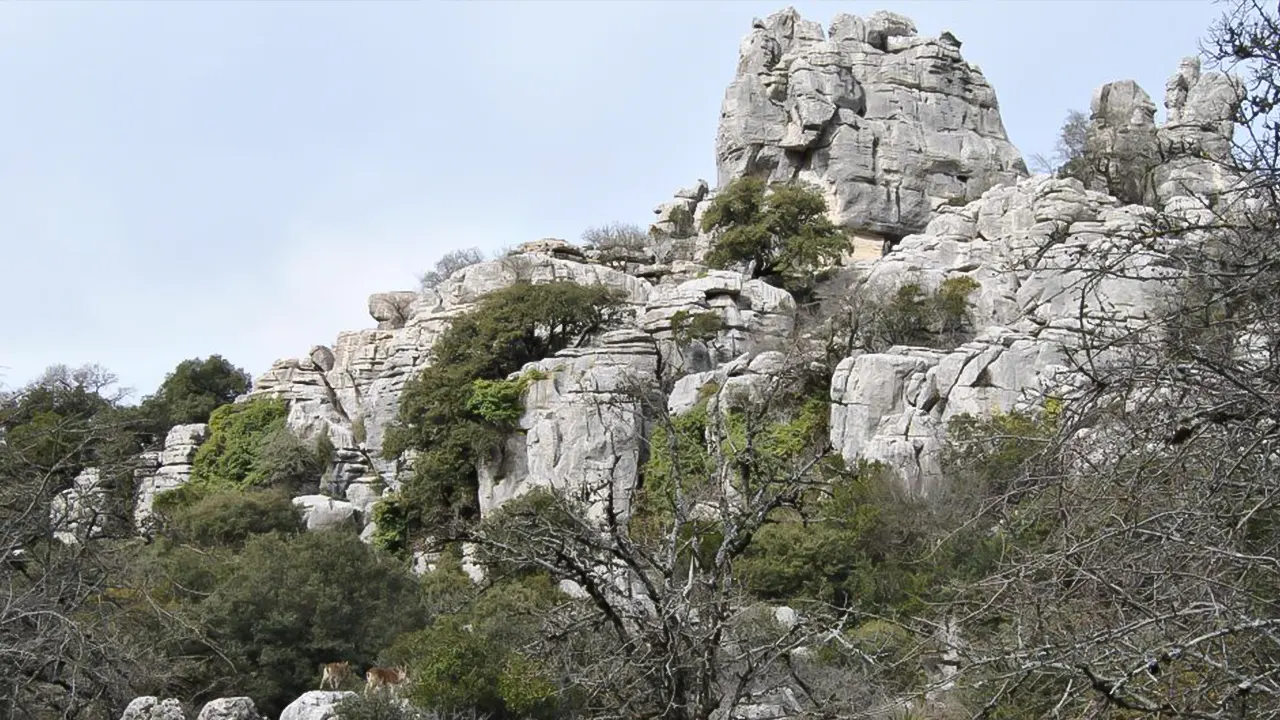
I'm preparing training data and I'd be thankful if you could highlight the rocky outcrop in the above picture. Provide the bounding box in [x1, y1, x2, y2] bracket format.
[50, 468, 110, 544]
[829, 174, 1190, 492]
[195, 698, 262, 720]
[120, 697, 186, 720]
[716, 8, 1027, 241]
[133, 423, 209, 533]
[292, 494, 361, 532]
[480, 329, 660, 522]
[278, 691, 355, 720]
[249, 252, 653, 492]
[1086, 56, 1243, 206]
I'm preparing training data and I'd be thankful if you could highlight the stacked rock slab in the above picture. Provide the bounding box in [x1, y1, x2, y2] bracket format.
[1086, 56, 1242, 206]
[715, 7, 1027, 241]
[50, 468, 110, 544]
[133, 423, 209, 533]
[829, 174, 1191, 494]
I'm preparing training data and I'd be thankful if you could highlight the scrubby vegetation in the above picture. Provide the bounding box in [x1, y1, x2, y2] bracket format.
[419, 247, 485, 290]
[5, 4, 1279, 719]
[383, 280, 627, 535]
[701, 176, 847, 295]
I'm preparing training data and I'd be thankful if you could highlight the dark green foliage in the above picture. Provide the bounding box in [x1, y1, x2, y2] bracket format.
[384, 568, 563, 719]
[701, 177, 847, 291]
[739, 461, 1005, 615]
[667, 309, 723, 346]
[136, 356, 252, 439]
[190, 398, 316, 491]
[831, 275, 983, 358]
[154, 530, 427, 717]
[0, 364, 127, 485]
[370, 494, 412, 555]
[158, 487, 303, 548]
[385, 281, 626, 533]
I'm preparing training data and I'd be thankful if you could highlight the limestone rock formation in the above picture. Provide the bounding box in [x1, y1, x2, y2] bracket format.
[1085, 56, 1243, 205]
[716, 7, 1027, 241]
[133, 423, 209, 533]
[50, 468, 110, 544]
[120, 697, 187, 720]
[829, 174, 1189, 492]
[195, 698, 262, 720]
[278, 691, 355, 720]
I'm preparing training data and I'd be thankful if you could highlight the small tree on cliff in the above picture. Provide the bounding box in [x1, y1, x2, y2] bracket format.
[701, 177, 847, 293]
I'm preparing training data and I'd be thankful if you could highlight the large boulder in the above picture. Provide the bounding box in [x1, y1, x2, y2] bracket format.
[292, 495, 361, 531]
[120, 697, 186, 720]
[195, 698, 262, 720]
[278, 692, 355, 720]
[716, 8, 1027, 241]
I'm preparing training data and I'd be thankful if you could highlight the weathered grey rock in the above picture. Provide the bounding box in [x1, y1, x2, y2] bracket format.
[716, 8, 1027, 240]
[832, 174, 1187, 493]
[368, 291, 420, 330]
[121, 697, 186, 720]
[195, 697, 261, 720]
[50, 468, 110, 544]
[278, 691, 355, 720]
[479, 329, 659, 523]
[250, 253, 654, 490]
[1084, 58, 1243, 206]
[309, 345, 336, 372]
[292, 495, 360, 531]
[344, 477, 383, 515]
[134, 423, 209, 533]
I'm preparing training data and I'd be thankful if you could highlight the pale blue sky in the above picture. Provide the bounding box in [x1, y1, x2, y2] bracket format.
[1, 0, 1225, 399]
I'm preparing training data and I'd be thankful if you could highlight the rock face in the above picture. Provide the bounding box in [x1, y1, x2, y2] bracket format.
[829, 174, 1189, 493]
[1086, 56, 1242, 206]
[50, 468, 110, 544]
[278, 691, 355, 720]
[120, 697, 187, 720]
[133, 423, 209, 534]
[716, 8, 1027, 241]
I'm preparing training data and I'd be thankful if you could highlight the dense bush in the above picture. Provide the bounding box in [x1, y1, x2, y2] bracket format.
[384, 567, 563, 719]
[158, 487, 302, 548]
[701, 177, 847, 293]
[153, 530, 428, 717]
[827, 275, 982, 358]
[183, 398, 326, 500]
[385, 281, 626, 533]
[334, 693, 432, 720]
[137, 355, 252, 437]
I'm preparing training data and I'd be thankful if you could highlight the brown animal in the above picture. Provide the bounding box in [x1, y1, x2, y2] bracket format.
[364, 666, 409, 693]
[319, 661, 352, 690]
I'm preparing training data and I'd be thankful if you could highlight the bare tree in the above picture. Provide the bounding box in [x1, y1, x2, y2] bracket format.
[940, 3, 1280, 717]
[0, 395, 180, 719]
[450, 354, 898, 720]
[420, 248, 486, 291]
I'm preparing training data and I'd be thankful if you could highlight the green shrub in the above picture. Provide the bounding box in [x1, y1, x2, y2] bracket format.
[384, 574, 563, 719]
[701, 177, 847, 292]
[167, 530, 428, 717]
[137, 355, 252, 436]
[668, 309, 723, 346]
[371, 494, 411, 555]
[190, 398, 288, 489]
[385, 282, 626, 533]
[160, 487, 302, 548]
